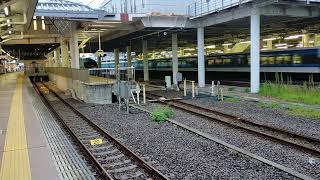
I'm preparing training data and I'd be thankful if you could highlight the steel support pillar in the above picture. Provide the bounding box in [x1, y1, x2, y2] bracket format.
[126, 46, 133, 79]
[143, 40, 149, 81]
[267, 40, 273, 50]
[61, 38, 69, 68]
[250, 13, 260, 93]
[172, 33, 178, 85]
[54, 48, 61, 67]
[114, 48, 120, 77]
[70, 28, 79, 69]
[48, 52, 53, 67]
[303, 34, 310, 47]
[197, 27, 205, 87]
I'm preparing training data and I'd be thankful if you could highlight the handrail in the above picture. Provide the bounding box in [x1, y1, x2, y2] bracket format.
[187, 0, 320, 18]
[187, 0, 251, 18]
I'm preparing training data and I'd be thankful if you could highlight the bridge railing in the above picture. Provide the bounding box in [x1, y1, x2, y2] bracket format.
[187, 0, 320, 18]
[101, 0, 188, 15]
[188, 0, 252, 17]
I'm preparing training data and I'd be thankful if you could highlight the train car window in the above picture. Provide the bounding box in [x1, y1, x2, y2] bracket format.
[276, 56, 284, 64]
[215, 59, 223, 65]
[283, 56, 292, 64]
[292, 55, 302, 64]
[223, 58, 231, 64]
[261, 57, 268, 65]
[208, 59, 215, 65]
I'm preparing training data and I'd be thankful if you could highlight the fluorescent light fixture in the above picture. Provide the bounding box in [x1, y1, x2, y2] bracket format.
[222, 43, 232, 46]
[184, 48, 196, 51]
[4, 7, 9, 16]
[261, 48, 268, 51]
[205, 45, 216, 49]
[240, 41, 251, 44]
[309, 40, 315, 43]
[263, 37, 278, 41]
[277, 46, 288, 49]
[284, 34, 304, 40]
[82, 30, 104, 33]
[33, 16, 37, 30]
[275, 43, 287, 47]
[90, 24, 115, 28]
[6, 19, 10, 27]
[94, 21, 122, 24]
[41, 16, 45, 30]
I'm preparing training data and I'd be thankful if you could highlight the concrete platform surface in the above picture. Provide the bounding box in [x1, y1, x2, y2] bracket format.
[0, 73, 60, 180]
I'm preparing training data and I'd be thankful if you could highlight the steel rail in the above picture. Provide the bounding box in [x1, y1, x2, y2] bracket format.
[147, 93, 320, 157]
[131, 104, 315, 180]
[38, 82, 169, 180]
[32, 82, 113, 179]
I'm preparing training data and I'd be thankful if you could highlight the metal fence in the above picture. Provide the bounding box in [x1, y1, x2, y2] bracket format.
[88, 67, 135, 82]
[45, 67, 135, 84]
[187, 0, 320, 17]
[46, 67, 89, 82]
[188, 0, 251, 17]
[101, 0, 189, 15]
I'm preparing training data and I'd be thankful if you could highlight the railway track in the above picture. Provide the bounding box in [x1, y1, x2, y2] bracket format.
[146, 93, 320, 156]
[34, 82, 168, 180]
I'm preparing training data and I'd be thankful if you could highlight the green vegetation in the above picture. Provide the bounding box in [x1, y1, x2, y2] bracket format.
[286, 106, 320, 119]
[228, 87, 235, 92]
[150, 105, 174, 123]
[225, 97, 240, 103]
[259, 73, 320, 105]
[259, 102, 320, 119]
[259, 102, 280, 109]
[244, 88, 250, 93]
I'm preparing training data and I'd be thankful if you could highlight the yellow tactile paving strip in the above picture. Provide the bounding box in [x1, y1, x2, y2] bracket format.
[0, 75, 32, 180]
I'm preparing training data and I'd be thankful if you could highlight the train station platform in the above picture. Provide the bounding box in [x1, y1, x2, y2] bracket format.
[0, 72, 96, 180]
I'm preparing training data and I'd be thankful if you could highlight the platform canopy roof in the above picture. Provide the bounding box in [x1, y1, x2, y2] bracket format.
[35, 0, 112, 19]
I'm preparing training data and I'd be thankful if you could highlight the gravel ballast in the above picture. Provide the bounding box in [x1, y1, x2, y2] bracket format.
[144, 103, 320, 179]
[151, 90, 320, 140]
[66, 99, 299, 179]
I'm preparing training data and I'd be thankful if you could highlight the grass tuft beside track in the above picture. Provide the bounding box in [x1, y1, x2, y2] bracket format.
[259, 83, 320, 105]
